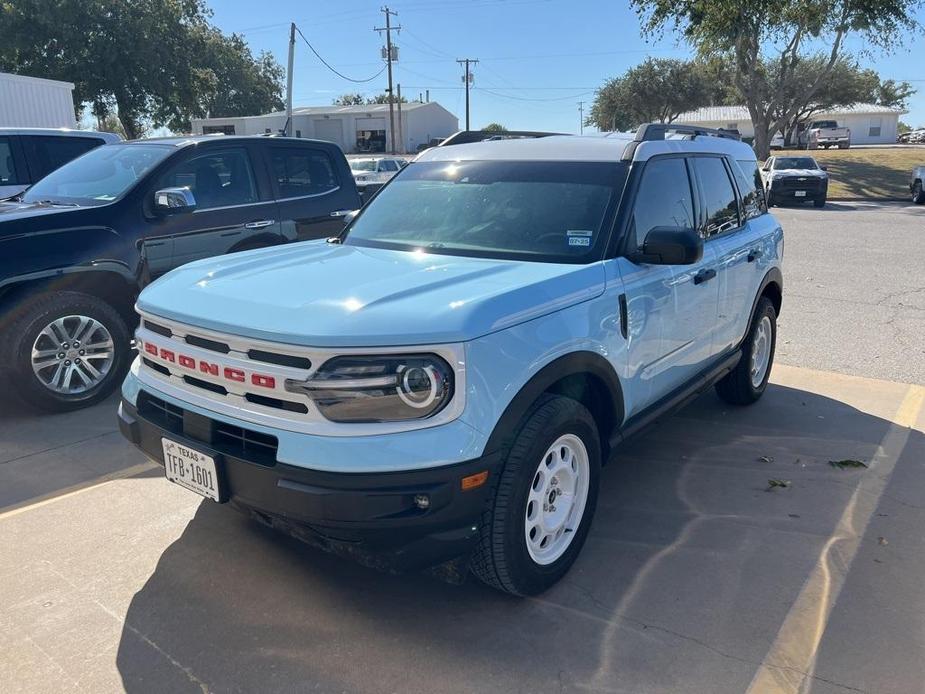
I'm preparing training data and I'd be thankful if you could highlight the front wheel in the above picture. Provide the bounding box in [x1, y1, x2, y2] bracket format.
[471, 395, 601, 596]
[715, 296, 777, 406]
[814, 195, 826, 208]
[0, 291, 131, 412]
[912, 181, 925, 204]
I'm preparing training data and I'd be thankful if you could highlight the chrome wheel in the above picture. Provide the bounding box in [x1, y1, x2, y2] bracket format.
[31, 315, 115, 394]
[524, 434, 590, 565]
[750, 315, 773, 389]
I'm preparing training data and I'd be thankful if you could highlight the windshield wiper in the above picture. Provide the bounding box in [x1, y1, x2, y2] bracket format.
[35, 199, 80, 207]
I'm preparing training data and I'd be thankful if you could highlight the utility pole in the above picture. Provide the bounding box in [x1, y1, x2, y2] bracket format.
[578, 101, 584, 135]
[457, 58, 478, 131]
[285, 22, 296, 137]
[396, 83, 404, 153]
[375, 7, 401, 154]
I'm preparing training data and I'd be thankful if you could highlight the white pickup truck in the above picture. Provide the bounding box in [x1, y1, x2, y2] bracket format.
[800, 120, 850, 150]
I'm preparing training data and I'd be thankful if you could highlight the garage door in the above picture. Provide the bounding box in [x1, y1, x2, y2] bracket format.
[313, 119, 344, 147]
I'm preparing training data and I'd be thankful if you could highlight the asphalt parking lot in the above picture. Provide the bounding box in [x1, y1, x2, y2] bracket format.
[2, 202, 924, 694]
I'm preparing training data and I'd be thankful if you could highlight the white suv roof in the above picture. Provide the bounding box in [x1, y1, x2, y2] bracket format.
[0, 128, 122, 142]
[417, 127, 756, 164]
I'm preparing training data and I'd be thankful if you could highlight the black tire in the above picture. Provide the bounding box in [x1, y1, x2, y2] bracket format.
[715, 296, 777, 406]
[912, 181, 925, 205]
[0, 291, 131, 412]
[471, 395, 601, 596]
[813, 196, 826, 208]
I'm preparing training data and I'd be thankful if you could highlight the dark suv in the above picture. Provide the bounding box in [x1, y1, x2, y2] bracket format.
[0, 136, 360, 412]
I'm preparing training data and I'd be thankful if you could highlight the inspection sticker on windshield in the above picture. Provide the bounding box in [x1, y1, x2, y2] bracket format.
[567, 230, 592, 247]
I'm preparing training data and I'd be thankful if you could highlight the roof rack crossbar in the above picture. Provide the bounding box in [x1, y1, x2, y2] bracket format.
[633, 122, 741, 142]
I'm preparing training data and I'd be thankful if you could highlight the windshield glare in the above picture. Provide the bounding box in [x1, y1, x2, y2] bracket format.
[22, 143, 174, 206]
[350, 160, 377, 172]
[773, 157, 819, 170]
[345, 160, 624, 263]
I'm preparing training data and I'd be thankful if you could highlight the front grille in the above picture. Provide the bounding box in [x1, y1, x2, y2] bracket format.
[137, 391, 279, 467]
[142, 358, 171, 377]
[185, 334, 230, 354]
[248, 349, 312, 370]
[183, 375, 227, 395]
[143, 320, 172, 338]
[778, 177, 823, 192]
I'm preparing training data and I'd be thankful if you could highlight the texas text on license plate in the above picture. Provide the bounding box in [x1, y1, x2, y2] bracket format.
[794, 190, 807, 197]
[162, 438, 221, 501]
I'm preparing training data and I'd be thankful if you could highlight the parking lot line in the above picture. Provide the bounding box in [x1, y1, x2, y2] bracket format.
[745, 383, 925, 693]
[0, 460, 157, 520]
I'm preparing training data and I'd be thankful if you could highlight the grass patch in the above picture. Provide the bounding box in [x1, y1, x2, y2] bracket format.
[797, 147, 922, 199]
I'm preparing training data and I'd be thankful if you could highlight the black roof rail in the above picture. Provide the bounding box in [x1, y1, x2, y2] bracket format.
[633, 122, 741, 142]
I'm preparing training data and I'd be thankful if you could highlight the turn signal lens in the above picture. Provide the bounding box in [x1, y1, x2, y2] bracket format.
[461, 470, 488, 491]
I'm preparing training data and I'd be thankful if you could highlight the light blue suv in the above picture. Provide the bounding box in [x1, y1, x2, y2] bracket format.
[119, 124, 783, 596]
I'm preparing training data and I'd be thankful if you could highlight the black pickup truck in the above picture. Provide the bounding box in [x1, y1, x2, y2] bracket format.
[0, 135, 360, 412]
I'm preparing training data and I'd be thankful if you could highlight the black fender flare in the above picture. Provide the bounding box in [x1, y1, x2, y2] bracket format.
[738, 267, 783, 349]
[482, 351, 625, 457]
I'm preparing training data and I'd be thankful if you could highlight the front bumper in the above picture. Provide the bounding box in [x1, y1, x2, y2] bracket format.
[768, 178, 827, 201]
[119, 394, 502, 571]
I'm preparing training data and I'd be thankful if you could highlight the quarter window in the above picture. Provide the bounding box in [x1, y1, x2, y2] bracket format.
[629, 157, 695, 249]
[692, 157, 740, 237]
[0, 137, 20, 184]
[380, 159, 399, 172]
[732, 159, 767, 220]
[270, 148, 339, 198]
[157, 148, 258, 210]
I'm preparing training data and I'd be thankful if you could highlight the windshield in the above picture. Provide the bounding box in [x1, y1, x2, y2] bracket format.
[22, 143, 174, 206]
[344, 160, 625, 263]
[350, 159, 377, 172]
[773, 157, 819, 170]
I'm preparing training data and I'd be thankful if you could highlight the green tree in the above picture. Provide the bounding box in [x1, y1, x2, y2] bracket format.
[482, 123, 508, 133]
[365, 92, 408, 105]
[632, 0, 923, 158]
[588, 58, 711, 131]
[898, 121, 912, 134]
[0, 0, 283, 138]
[876, 79, 916, 109]
[334, 93, 366, 105]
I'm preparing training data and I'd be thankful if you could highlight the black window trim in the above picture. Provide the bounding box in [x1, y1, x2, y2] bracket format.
[266, 143, 342, 202]
[729, 156, 768, 222]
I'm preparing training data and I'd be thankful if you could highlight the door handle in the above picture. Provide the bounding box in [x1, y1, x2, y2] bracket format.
[244, 220, 275, 229]
[693, 268, 717, 285]
[747, 248, 762, 263]
[330, 209, 356, 218]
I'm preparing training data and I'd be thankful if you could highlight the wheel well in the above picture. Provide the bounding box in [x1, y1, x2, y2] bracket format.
[544, 372, 618, 461]
[0, 271, 138, 325]
[761, 280, 782, 317]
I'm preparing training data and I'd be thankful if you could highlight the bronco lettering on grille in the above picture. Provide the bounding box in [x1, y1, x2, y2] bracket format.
[142, 340, 276, 389]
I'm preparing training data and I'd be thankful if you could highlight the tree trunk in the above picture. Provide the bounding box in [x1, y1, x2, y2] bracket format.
[751, 113, 772, 160]
[114, 92, 142, 140]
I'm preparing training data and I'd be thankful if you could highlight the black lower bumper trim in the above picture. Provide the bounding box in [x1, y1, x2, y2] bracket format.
[119, 396, 501, 570]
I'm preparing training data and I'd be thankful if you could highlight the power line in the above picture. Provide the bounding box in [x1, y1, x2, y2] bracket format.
[475, 87, 594, 102]
[295, 26, 385, 83]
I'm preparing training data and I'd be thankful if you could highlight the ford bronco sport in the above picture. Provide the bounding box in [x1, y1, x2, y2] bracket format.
[119, 124, 783, 596]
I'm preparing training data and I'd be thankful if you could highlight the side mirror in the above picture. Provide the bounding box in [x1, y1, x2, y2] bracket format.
[154, 187, 196, 214]
[820, 165, 828, 171]
[631, 227, 703, 265]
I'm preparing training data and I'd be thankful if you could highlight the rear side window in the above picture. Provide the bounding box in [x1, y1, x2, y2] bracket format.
[380, 159, 399, 172]
[0, 137, 20, 184]
[732, 159, 767, 220]
[28, 136, 103, 180]
[270, 148, 339, 198]
[629, 157, 694, 249]
[692, 157, 740, 237]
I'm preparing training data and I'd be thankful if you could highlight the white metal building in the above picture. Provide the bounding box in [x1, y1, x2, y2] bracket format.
[191, 101, 459, 154]
[0, 72, 77, 128]
[674, 103, 906, 145]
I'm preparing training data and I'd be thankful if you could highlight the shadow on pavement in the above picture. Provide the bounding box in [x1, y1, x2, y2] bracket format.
[114, 383, 924, 694]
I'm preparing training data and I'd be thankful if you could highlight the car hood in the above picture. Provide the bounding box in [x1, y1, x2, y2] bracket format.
[138, 241, 606, 347]
[0, 199, 84, 229]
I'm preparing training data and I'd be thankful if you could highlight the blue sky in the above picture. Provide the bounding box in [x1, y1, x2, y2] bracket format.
[209, 0, 924, 132]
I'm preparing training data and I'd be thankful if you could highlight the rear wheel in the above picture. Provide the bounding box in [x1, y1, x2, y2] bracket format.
[471, 395, 601, 596]
[0, 292, 131, 412]
[912, 181, 925, 204]
[715, 297, 777, 406]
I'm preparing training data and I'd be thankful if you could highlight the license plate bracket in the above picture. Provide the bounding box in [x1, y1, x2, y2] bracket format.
[162, 438, 223, 502]
[795, 190, 807, 197]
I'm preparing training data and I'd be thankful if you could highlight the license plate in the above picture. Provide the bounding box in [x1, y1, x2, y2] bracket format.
[162, 438, 220, 501]
[795, 191, 807, 197]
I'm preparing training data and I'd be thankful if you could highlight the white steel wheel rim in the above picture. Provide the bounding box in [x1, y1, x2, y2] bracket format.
[31, 315, 115, 394]
[750, 315, 773, 389]
[524, 434, 590, 566]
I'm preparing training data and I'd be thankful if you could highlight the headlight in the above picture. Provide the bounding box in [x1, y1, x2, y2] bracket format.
[286, 354, 454, 422]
